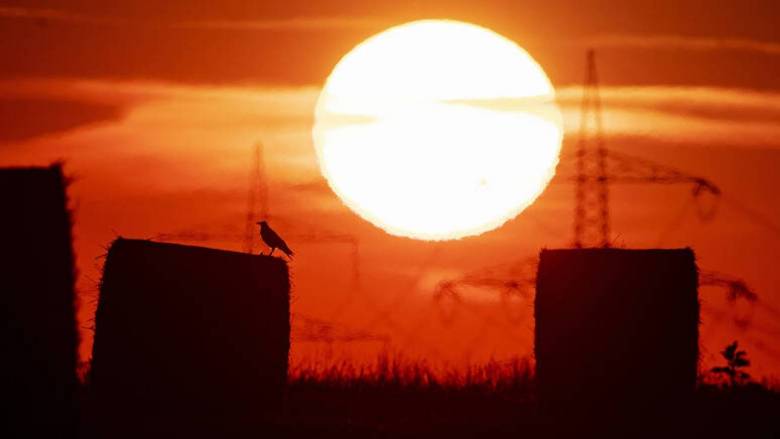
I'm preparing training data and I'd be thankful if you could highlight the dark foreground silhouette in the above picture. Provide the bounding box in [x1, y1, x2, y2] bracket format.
[278, 363, 780, 438]
[0, 165, 78, 438]
[76, 358, 778, 438]
[258, 220, 294, 258]
[1, 165, 776, 438]
[86, 239, 289, 438]
[536, 248, 699, 428]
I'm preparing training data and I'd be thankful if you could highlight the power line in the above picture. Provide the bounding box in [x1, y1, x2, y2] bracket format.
[721, 194, 780, 238]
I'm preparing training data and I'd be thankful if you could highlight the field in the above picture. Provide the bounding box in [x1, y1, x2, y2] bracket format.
[281, 358, 779, 438]
[76, 356, 780, 438]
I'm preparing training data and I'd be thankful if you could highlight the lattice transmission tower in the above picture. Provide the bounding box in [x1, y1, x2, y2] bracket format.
[571, 50, 721, 248]
[244, 142, 269, 254]
[574, 50, 610, 248]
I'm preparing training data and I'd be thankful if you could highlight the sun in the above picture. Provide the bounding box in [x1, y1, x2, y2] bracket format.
[313, 19, 563, 240]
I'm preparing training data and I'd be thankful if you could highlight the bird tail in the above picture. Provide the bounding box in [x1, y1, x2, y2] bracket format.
[281, 244, 294, 259]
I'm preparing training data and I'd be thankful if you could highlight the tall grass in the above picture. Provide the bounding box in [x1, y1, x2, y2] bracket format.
[289, 354, 534, 395]
[283, 355, 779, 437]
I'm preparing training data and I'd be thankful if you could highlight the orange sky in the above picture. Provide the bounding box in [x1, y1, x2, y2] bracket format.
[1, 1, 779, 379]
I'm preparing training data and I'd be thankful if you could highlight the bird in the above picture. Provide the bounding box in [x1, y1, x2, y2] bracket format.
[257, 220, 293, 259]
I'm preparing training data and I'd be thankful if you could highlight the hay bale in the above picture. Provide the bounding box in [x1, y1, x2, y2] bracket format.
[0, 164, 78, 438]
[90, 239, 290, 437]
[535, 248, 699, 418]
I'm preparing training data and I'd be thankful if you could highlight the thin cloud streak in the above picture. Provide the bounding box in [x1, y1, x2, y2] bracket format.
[556, 86, 780, 125]
[173, 16, 388, 31]
[0, 6, 126, 26]
[588, 34, 780, 57]
[0, 6, 386, 31]
[557, 86, 780, 147]
[4, 79, 780, 152]
[447, 85, 780, 148]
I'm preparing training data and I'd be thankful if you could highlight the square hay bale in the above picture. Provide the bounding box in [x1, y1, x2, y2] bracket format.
[535, 248, 698, 416]
[90, 238, 290, 437]
[0, 165, 78, 438]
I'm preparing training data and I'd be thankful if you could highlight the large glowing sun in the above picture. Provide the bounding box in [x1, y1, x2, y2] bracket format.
[313, 19, 562, 240]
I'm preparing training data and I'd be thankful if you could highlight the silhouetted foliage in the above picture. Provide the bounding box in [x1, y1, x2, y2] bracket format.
[711, 341, 752, 387]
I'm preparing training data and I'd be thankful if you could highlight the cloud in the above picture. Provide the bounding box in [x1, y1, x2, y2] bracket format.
[172, 16, 387, 32]
[556, 86, 780, 125]
[587, 34, 780, 57]
[558, 86, 780, 148]
[0, 97, 124, 143]
[447, 86, 780, 149]
[7, 78, 780, 177]
[0, 5, 385, 31]
[0, 6, 124, 26]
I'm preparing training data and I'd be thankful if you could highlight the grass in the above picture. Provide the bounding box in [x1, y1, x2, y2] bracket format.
[74, 354, 780, 437]
[275, 356, 779, 438]
[290, 354, 534, 393]
[280, 356, 539, 438]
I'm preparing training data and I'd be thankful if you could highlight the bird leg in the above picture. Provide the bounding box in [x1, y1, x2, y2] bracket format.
[270, 247, 276, 256]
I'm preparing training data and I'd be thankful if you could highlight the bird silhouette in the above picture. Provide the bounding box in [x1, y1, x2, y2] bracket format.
[257, 220, 293, 259]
